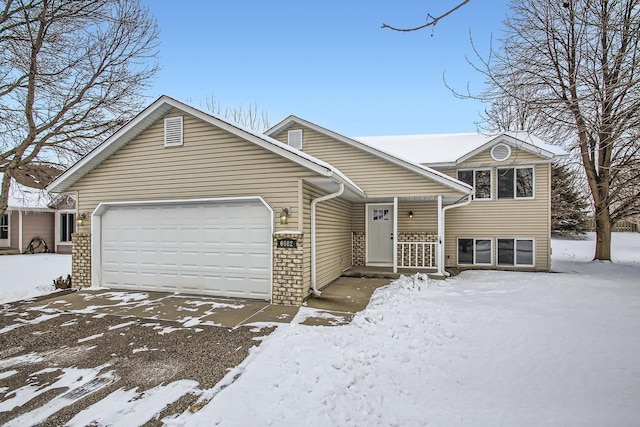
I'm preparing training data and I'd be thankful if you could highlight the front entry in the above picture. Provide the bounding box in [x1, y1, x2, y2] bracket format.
[366, 204, 394, 266]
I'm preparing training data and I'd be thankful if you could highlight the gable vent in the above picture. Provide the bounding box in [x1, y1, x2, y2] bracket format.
[288, 129, 303, 150]
[164, 116, 183, 147]
[491, 143, 511, 161]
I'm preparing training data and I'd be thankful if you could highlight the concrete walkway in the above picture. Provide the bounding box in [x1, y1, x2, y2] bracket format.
[25, 276, 393, 328]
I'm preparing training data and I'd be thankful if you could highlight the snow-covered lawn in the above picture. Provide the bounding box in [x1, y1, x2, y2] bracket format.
[0, 254, 71, 304]
[172, 233, 640, 426]
[1, 234, 639, 426]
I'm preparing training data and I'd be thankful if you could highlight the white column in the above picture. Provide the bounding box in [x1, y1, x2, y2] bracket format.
[18, 211, 23, 253]
[437, 195, 444, 275]
[393, 197, 398, 273]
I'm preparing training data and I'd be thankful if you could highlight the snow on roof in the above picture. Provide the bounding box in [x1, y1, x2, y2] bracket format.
[1, 173, 53, 209]
[356, 131, 567, 165]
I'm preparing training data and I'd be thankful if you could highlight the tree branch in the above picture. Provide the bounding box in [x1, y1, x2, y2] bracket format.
[381, 0, 470, 32]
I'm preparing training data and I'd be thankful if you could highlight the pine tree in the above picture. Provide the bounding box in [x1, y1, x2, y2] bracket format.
[551, 164, 590, 236]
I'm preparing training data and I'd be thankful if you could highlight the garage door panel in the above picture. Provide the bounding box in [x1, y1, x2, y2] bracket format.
[101, 200, 271, 300]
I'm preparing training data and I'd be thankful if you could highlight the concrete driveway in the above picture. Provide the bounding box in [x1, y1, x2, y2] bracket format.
[0, 277, 391, 426]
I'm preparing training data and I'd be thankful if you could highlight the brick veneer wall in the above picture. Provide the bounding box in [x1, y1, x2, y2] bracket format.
[71, 233, 92, 288]
[352, 231, 365, 266]
[272, 233, 305, 305]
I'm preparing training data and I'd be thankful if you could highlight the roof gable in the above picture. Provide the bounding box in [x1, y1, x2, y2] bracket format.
[47, 96, 364, 198]
[267, 116, 472, 195]
[357, 132, 567, 167]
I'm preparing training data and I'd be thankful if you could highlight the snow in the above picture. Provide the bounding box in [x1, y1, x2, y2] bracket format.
[356, 131, 567, 165]
[1, 173, 52, 209]
[1, 233, 639, 425]
[0, 254, 71, 304]
[176, 233, 640, 426]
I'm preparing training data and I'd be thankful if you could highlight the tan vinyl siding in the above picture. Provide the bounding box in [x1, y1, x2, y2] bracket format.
[352, 203, 365, 232]
[273, 125, 462, 198]
[442, 162, 551, 270]
[303, 182, 352, 292]
[397, 201, 438, 233]
[69, 109, 322, 233]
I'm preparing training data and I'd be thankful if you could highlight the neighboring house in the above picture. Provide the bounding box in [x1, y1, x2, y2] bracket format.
[47, 96, 565, 305]
[1, 174, 77, 255]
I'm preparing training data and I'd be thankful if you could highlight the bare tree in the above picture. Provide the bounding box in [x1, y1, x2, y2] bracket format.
[0, 0, 159, 215]
[462, 0, 640, 261]
[202, 95, 270, 133]
[382, 0, 470, 33]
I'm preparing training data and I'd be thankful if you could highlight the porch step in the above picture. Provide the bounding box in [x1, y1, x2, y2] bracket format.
[341, 267, 401, 280]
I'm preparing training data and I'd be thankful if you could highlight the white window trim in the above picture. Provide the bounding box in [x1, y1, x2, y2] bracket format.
[497, 237, 536, 267]
[457, 169, 493, 201]
[457, 237, 493, 266]
[497, 165, 536, 200]
[56, 210, 76, 246]
[0, 212, 10, 248]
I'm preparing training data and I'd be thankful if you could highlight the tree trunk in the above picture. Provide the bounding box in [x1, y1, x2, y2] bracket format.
[594, 203, 612, 261]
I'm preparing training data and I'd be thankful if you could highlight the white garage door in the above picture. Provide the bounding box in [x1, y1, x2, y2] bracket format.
[100, 199, 271, 299]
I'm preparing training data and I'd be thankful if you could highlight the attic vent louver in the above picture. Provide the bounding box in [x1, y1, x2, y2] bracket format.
[164, 116, 183, 147]
[491, 143, 511, 161]
[288, 129, 303, 150]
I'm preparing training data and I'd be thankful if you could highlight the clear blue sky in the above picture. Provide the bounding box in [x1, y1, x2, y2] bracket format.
[142, 0, 509, 136]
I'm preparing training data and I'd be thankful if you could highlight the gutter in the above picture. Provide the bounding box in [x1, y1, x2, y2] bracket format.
[437, 194, 473, 276]
[310, 183, 344, 296]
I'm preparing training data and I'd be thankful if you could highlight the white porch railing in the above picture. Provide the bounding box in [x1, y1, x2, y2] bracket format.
[398, 241, 437, 269]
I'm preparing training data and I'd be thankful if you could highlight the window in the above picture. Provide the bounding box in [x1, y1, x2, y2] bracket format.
[164, 116, 183, 147]
[288, 129, 303, 149]
[458, 238, 492, 265]
[497, 167, 534, 199]
[457, 169, 492, 199]
[0, 214, 8, 240]
[60, 213, 75, 242]
[372, 209, 389, 221]
[497, 238, 535, 266]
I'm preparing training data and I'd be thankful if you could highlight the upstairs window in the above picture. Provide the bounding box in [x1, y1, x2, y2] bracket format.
[0, 214, 8, 240]
[497, 167, 534, 199]
[457, 169, 492, 199]
[60, 212, 75, 242]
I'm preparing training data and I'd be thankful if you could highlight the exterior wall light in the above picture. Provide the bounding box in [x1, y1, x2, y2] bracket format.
[280, 208, 290, 225]
[408, 211, 414, 218]
[76, 212, 87, 227]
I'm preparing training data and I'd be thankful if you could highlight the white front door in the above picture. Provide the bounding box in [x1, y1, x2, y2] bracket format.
[366, 204, 394, 266]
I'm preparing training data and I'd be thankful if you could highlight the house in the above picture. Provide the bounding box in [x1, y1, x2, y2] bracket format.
[356, 132, 567, 271]
[1, 172, 77, 255]
[47, 96, 564, 305]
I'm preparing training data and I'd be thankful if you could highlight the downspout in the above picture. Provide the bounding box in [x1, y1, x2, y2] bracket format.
[311, 183, 344, 296]
[437, 194, 472, 276]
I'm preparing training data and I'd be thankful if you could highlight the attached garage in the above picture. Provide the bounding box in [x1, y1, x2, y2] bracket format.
[93, 198, 272, 300]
